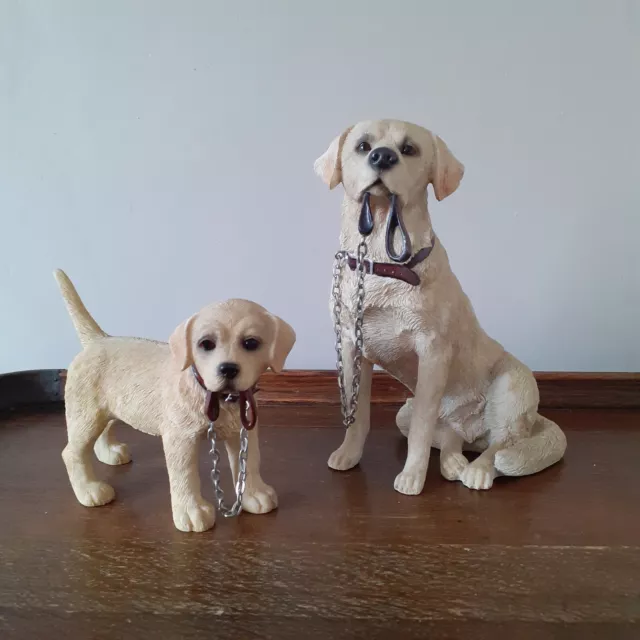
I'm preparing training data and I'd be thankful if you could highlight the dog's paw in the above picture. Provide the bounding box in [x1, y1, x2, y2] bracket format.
[440, 452, 469, 481]
[173, 501, 216, 533]
[459, 462, 495, 490]
[394, 469, 426, 495]
[95, 442, 131, 466]
[76, 481, 116, 507]
[242, 483, 278, 515]
[328, 445, 362, 471]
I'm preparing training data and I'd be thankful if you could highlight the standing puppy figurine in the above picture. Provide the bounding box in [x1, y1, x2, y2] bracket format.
[315, 120, 566, 494]
[55, 270, 295, 531]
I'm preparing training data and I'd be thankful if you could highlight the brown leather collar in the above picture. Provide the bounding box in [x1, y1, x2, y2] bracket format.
[191, 365, 258, 430]
[346, 236, 436, 287]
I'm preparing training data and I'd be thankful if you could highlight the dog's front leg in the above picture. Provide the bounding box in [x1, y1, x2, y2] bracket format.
[162, 433, 216, 533]
[225, 424, 278, 515]
[328, 337, 374, 471]
[394, 345, 451, 495]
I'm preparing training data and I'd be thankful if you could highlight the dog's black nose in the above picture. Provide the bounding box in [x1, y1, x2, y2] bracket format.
[218, 362, 240, 380]
[368, 147, 398, 171]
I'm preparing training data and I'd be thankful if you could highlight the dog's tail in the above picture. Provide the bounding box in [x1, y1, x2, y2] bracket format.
[494, 415, 567, 477]
[54, 269, 107, 347]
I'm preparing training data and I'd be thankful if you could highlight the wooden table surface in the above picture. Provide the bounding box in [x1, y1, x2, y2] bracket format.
[1, 406, 639, 639]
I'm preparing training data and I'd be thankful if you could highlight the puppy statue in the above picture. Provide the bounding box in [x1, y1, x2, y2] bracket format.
[315, 120, 566, 494]
[55, 270, 295, 532]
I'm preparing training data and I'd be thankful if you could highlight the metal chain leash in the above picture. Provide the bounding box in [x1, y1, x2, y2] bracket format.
[332, 239, 368, 429]
[207, 420, 248, 518]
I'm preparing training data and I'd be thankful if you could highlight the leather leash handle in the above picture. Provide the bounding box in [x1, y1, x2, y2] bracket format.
[205, 391, 220, 422]
[240, 389, 258, 430]
[358, 192, 374, 236]
[385, 194, 412, 263]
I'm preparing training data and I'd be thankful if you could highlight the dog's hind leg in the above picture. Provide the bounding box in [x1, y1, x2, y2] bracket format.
[438, 427, 469, 481]
[62, 402, 115, 507]
[494, 414, 567, 477]
[94, 420, 131, 466]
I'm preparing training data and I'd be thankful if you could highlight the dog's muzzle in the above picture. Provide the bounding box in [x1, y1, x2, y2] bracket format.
[191, 365, 258, 430]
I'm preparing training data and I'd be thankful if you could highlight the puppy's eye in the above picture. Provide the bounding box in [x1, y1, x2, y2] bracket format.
[401, 143, 417, 156]
[198, 339, 216, 352]
[242, 337, 261, 352]
[357, 141, 371, 153]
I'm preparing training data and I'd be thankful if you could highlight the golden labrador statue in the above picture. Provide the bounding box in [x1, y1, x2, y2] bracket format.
[315, 120, 566, 494]
[56, 270, 295, 531]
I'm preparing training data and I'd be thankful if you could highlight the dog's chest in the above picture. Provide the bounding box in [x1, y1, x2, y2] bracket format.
[335, 271, 422, 354]
[360, 306, 416, 366]
[210, 408, 242, 440]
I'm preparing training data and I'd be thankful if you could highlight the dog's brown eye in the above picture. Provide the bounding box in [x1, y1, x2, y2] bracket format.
[198, 339, 216, 352]
[242, 338, 261, 352]
[401, 143, 417, 156]
[357, 141, 371, 153]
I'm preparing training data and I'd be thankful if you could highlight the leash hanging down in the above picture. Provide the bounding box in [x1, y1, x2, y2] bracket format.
[332, 190, 435, 430]
[191, 365, 257, 517]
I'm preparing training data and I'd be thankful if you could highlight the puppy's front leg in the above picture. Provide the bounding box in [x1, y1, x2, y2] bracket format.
[225, 424, 277, 515]
[162, 433, 216, 533]
[328, 337, 374, 471]
[394, 346, 450, 495]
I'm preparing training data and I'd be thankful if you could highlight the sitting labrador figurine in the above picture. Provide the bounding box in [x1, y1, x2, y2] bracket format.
[55, 270, 295, 532]
[315, 120, 566, 494]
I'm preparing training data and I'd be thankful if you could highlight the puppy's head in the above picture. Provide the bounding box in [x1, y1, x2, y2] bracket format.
[169, 299, 296, 394]
[314, 120, 464, 205]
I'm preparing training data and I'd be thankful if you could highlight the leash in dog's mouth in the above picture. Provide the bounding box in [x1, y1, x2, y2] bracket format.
[191, 365, 258, 430]
[359, 191, 412, 263]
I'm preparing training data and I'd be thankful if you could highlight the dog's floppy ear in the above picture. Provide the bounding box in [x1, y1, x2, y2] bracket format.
[314, 127, 352, 189]
[169, 314, 197, 371]
[431, 135, 464, 201]
[268, 315, 296, 373]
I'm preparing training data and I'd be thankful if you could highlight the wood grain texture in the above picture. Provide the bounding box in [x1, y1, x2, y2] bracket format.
[1, 406, 640, 638]
[256, 370, 640, 409]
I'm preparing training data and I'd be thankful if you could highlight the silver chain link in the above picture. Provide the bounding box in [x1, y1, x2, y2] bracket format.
[332, 239, 368, 429]
[207, 420, 248, 518]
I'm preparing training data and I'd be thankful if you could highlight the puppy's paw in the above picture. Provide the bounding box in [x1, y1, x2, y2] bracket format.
[95, 443, 131, 466]
[173, 501, 216, 533]
[459, 463, 495, 490]
[440, 452, 469, 481]
[242, 483, 278, 515]
[328, 444, 362, 471]
[76, 481, 115, 507]
[394, 469, 426, 495]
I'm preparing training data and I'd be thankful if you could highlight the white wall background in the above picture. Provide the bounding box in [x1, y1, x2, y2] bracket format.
[1, 0, 638, 374]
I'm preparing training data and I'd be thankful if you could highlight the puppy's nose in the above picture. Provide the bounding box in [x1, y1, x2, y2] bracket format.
[218, 362, 240, 380]
[368, 147, 398, 171]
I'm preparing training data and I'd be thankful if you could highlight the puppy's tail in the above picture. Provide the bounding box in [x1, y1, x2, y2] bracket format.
[494, 415, 567, 477]
[54, 269, 107, 347]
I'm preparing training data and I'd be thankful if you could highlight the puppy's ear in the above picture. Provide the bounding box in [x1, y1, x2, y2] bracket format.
[268, 315, 296, 373]
[314, 127, 352, 189]
[169, 314, 196, 371]
[431, 135, 464, 201]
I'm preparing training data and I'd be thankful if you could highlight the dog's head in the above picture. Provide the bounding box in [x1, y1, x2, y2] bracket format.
[314, 120, 464, 205]
[169, 299, 296, 394]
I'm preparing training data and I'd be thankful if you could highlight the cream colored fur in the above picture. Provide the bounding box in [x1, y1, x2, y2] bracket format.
[315, 120, 567, 493]
[55, 270, 295, 531]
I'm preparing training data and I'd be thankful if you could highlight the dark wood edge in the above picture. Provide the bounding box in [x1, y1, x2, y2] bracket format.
[1, 369, 639, 412]
[0, 369, 65, 412]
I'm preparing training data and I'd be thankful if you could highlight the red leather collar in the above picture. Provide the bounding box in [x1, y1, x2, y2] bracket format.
[346, 237, 436, 287]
